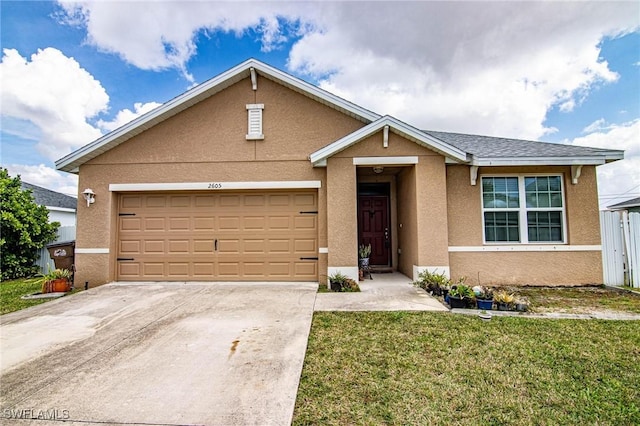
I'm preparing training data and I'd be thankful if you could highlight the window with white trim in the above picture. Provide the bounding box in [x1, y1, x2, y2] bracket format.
[246, 103, 264, 140]
[481, 175, 565, 243]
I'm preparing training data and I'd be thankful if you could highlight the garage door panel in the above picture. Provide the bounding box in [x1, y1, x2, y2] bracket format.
[121, 217, 142, 231]
[168, 240, 189, 253]
[117, 191, 318, 281]
[120, 240, 141, 254]
[144, 218, 165, 231]
[144, 240, 165, 253]
[143, 263, 164, 276]
[194, 240, 215, 253]
[294, 216, 316, 230]
[167, 263, 189, 277]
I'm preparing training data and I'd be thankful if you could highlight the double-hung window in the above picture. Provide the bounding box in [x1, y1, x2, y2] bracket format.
[481, 175, 565, 244]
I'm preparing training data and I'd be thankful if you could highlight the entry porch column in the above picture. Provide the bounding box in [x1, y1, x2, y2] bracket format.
[326, 157, 359, 282]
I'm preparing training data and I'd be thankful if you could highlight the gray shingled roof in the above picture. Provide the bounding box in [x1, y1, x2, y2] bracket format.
[608, 196, 640, 210]
[21, 182, 77, 210]
[423, 130, 621, 159]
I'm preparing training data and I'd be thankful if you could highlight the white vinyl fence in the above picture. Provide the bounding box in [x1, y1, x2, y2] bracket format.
[34, 226, 76, 274]
[600, 211, 639, 287]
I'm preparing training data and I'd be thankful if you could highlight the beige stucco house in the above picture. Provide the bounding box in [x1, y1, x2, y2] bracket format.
[56, 59, 623, 288]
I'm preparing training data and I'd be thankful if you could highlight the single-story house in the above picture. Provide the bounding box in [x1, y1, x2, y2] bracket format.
[608, 197, 640, 213]
[55, 59, 623, 288]
[21, 181, 77, 226]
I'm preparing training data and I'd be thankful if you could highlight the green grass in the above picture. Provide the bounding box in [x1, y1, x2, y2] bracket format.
[510, 286, 640, 314]
[0, 277, 50, 315]
[293, 312, 640, 425]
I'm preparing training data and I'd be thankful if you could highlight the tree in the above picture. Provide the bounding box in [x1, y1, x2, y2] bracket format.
[0, 169, 59, 280]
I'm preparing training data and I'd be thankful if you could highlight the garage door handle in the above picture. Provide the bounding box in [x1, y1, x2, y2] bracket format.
[299, 257, 318, 260]
[215, 239, 218, 251]
[117, 257, 134, 261]
[299, 211, 318, 214]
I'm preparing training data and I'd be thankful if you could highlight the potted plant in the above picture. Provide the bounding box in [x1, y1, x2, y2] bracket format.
[328, 271, 360, 292]
[358, 244, 371, 267]
[473, 286, 494, 310]
[41, 268, 72, 293]
[515, 296, 529, 312]
[494, 290, 516, 311]
[412, 269, 450, 297]
[448, 283, 474, 309]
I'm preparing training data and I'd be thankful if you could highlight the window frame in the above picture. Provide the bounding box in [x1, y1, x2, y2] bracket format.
[480, 173, 567, 245]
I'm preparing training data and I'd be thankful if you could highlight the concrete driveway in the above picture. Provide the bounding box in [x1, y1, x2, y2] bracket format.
[0, 282, 317, 425]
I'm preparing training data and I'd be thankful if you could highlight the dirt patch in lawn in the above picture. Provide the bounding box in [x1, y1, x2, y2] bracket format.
[504, 285, 640, 315]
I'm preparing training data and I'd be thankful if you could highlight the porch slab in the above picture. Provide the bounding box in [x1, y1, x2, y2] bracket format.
[314, 272, 448, 311]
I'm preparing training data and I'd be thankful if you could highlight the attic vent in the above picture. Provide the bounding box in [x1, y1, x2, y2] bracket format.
[246, 104, 264, 140]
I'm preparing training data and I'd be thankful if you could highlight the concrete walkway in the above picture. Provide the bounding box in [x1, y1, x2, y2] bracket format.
[314, 272, 448, 311]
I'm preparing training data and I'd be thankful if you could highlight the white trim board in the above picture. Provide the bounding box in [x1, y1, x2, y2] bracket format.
[448, 245, 602, 252]
[110, 181, 322, 192]
[75, 248, 110, 254]
[353, 156, 418, 165]
[327, 266, 359, 284]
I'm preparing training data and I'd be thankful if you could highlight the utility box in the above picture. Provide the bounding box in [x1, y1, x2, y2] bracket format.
[46, 241, 75, 275]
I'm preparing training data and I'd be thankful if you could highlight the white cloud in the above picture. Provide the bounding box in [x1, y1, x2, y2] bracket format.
[97, 102, 162, 132]
[5, 163, 79, 197]
[569, 119, 640, 208]
[582, 118, 608, 134]
[0, 48, 108, 161]
[56, 1, 312, 81]
[55, 2, 638, 141]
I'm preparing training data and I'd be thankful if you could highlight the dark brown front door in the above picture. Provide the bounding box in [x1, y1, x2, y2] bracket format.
[358, 195, 390, 266]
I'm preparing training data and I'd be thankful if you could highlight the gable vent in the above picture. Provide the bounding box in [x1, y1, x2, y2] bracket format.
[246, 103, 264, 140]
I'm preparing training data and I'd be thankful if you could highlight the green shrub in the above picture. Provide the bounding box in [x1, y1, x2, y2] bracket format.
[0, 169, 59, 280]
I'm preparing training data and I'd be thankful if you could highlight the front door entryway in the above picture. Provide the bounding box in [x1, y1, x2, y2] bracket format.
[358, 194, 390, 266]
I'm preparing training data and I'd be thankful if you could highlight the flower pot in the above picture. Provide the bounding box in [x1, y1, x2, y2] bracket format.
[476, 299, 494, 310]
[45, 278, 70, 293]
[330, 281, 342, 292]
[359, 257, 370, 268]
[464, 297, 476, 309]
[497, 302, 511, 311]
[448, 296, 466, 309]
[516, 303, 528, 312]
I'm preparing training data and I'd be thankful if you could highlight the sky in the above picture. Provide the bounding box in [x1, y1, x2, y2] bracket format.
[1, 1, 639, 209]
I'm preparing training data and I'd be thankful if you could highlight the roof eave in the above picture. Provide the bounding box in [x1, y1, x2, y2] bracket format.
[56, 59, 381, 173]
[310, 116, 468, 166]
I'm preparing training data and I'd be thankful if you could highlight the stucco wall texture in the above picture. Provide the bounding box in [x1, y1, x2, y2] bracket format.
[72, 72, 605, 287]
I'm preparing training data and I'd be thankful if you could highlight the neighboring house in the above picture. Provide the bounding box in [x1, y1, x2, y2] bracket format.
[21, 182, 77, 226]
[55, 59, 623, 288]
[608, 197, 640, 213]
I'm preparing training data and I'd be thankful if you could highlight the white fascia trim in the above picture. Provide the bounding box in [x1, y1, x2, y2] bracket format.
[413, 265, 451, 282]
[56, 59, 380, 173]
[310, 116, 468, 166]
[471, 157, 606, 167]
[109, 181, 322, 192]
[319, 247, 329, 254]
[75, 248, 110, 254]
[46, 206, 76, 213]
[327, 266, 359, 284]
[353, 156, 419, 166]
[448, 245, 602, 252]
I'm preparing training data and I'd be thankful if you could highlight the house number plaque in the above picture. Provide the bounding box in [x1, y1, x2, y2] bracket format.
[207, 183, 223, 189]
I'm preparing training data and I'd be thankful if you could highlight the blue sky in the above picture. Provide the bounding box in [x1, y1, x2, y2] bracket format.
[1, 1, 638, 208]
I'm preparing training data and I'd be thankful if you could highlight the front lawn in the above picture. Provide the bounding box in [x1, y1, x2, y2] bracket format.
[293, 312, 640, 425]
[0, 277, 48, 315]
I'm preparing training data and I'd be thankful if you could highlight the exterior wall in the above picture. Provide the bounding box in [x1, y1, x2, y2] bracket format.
[48, 209, 76, 227]
[414, 155, 449, 279]
[326, 157, 358, 281]
[74, 75, 362, 286]
[446, 164, 603, 285]
[397, 167, 417, 277]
